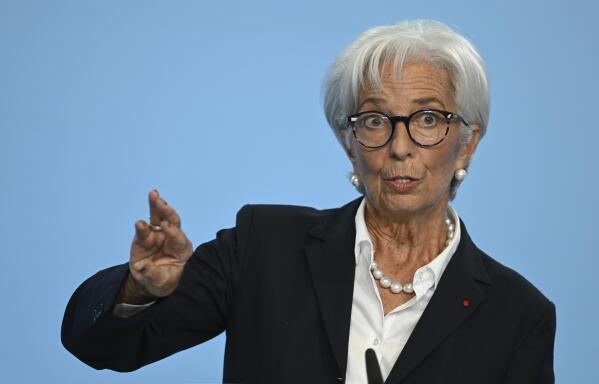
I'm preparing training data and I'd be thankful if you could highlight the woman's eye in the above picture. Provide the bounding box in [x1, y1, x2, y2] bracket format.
[419, 113, 438, 127]
[365, 116, 385, 128]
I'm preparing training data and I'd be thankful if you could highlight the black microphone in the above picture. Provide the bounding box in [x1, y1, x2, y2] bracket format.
[365, 348, 384, 384]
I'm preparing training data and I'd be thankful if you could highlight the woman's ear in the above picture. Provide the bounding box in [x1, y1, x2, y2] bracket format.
[456, 124, 481, 170]
[346, 147, 356, 163]
[343, 130, 356, 163]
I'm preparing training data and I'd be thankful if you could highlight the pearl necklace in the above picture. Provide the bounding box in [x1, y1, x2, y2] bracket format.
[369, 215, 455, 294]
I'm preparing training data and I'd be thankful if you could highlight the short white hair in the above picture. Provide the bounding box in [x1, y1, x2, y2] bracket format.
[322, 19, 490, 198]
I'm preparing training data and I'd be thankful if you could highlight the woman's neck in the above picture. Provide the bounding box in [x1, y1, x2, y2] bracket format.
[364, 199, 450, 266]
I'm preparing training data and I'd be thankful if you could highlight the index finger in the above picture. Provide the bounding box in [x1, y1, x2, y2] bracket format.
[148, 189, 182, 227]
[149, 189, 162, 226]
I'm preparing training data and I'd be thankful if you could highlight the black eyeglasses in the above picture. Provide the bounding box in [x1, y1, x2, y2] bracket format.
[347, 109, 469, 148]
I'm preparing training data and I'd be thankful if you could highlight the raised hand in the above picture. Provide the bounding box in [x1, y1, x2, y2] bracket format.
[119, 189, 193, 304]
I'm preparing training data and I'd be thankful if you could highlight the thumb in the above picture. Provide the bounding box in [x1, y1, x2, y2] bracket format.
[132, 258, 150, 273]
[131, 258, 165, 290]
[130, 258, 156, 284]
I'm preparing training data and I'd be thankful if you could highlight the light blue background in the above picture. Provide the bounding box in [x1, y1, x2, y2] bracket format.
[1, 0, 597, 382]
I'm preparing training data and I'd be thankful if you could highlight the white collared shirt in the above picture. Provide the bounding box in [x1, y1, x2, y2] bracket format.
[345, 198, 461, 383]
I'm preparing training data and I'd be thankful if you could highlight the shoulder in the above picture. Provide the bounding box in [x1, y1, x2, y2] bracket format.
[234, 200, 355, 234]
[240, 202, 325, 222]
[456, 229, 557, 356]
[467, 240, 555, 343]
[477, 249, 557, 364]
[458, 220, 555, 338]
[480, 249, 552, 310]
[458, 221, 553, 312]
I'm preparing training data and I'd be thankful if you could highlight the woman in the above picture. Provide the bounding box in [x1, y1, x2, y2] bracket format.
[61, 20, 555, 383]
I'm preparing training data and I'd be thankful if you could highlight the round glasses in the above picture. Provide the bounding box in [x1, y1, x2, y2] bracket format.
[347, 109, 469, 148]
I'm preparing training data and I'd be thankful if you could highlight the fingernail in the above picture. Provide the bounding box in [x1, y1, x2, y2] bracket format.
[134, 261, 143, 271]
[161, 220, 169, 227]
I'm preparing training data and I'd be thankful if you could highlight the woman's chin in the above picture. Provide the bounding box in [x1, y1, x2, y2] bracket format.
[368, 192, 425, 216]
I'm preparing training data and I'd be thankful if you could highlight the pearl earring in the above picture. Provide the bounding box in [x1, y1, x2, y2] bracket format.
[454, 168, 467, 181]
[350, 173, 361, 188]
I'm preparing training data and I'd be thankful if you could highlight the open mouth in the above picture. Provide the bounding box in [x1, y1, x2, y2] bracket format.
[385, 175, 420, 182]
[384, 176, 421, 192]
[391, 177, 417, 183]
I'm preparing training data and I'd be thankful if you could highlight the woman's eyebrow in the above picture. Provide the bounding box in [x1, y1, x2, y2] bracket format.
[359, 97, 387, 109]
[413, 96, 446, 109]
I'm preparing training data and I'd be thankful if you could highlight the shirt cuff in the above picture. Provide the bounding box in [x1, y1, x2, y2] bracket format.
[112, 301, 156, 319]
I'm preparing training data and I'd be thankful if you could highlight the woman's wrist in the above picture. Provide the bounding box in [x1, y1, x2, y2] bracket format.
[117, 273, 157, 305]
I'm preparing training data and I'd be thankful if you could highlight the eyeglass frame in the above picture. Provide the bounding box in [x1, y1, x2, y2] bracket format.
[347, 109, 469, 149]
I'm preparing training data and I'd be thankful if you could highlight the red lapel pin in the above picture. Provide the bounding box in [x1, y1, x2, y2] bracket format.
[463, 299, 470, 308]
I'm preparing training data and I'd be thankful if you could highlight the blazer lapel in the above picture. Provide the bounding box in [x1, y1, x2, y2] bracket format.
[385, 221, 491, 383]
[304, 197, 362, 375]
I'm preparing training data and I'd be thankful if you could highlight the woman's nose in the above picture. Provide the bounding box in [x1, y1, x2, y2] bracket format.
[388, 121, 414, 160]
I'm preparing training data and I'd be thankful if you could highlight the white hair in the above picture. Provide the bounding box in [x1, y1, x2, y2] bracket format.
[322, 19, 490, 198]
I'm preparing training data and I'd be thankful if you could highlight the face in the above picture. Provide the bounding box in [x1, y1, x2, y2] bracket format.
[347, 60, 480, 219]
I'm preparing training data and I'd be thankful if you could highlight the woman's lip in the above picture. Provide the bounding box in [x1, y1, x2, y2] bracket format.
[384, 176, 420, 181]
[384, 177, 421, 193]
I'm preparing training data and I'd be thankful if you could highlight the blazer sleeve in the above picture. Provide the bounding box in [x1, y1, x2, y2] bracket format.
[503, 301, 557, 383]
[61, 204, 254, 372]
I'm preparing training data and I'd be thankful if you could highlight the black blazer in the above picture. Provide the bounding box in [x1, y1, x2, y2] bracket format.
[61, 197, 556, 383]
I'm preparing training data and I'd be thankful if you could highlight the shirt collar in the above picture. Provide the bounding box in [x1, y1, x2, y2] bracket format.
[353, 197, 461, 287]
